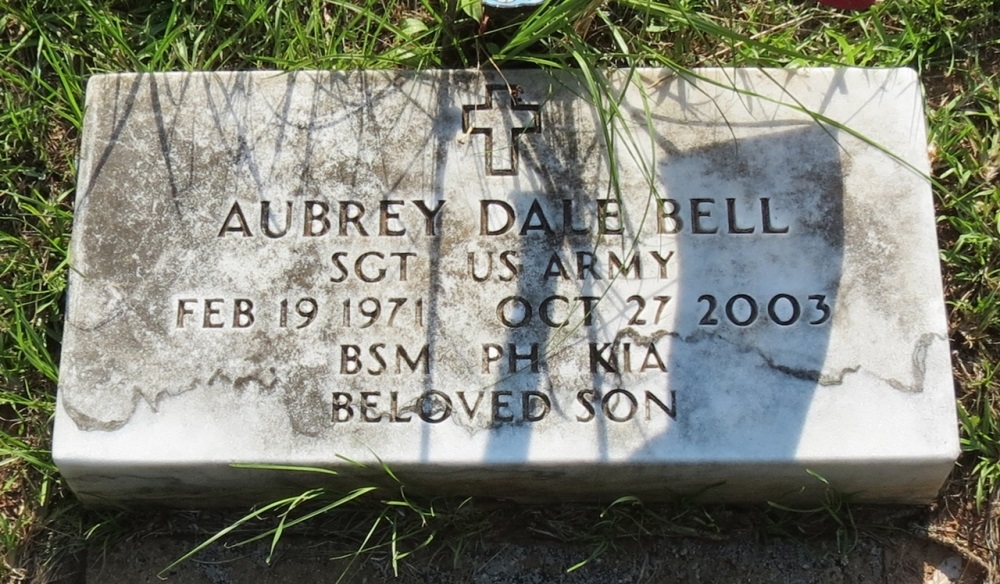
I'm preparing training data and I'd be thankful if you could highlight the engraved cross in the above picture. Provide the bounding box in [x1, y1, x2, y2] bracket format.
[463, 84, 541, 176]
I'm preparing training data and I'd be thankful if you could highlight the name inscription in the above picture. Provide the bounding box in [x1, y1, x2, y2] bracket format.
[217, 195, 789, 240]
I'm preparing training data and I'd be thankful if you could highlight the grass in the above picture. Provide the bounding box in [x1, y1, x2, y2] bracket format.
[1, 0, 999, 581]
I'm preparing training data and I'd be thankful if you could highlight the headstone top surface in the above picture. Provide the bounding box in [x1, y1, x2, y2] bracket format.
[55, 68, 957, 505]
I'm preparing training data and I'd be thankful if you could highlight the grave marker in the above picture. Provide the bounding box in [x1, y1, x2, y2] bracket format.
[54, 69, 958, 505]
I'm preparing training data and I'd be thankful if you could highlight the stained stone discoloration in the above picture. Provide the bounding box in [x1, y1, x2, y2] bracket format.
[54, 68, 957, 506]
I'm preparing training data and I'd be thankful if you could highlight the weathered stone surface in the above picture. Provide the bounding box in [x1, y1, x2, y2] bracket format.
[54, 68, 958, 506]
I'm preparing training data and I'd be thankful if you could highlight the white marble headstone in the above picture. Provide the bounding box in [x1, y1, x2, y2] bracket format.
[54, 68, 958, 505]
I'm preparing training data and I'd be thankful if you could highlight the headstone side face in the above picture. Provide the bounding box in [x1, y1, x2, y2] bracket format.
[54, 68, 958, 506]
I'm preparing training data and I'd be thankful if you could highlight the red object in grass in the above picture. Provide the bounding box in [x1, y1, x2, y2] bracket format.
[815, 0, 877, 9]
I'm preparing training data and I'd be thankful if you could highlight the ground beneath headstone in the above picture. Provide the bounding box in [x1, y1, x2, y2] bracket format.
[80, 530, 979, 584]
